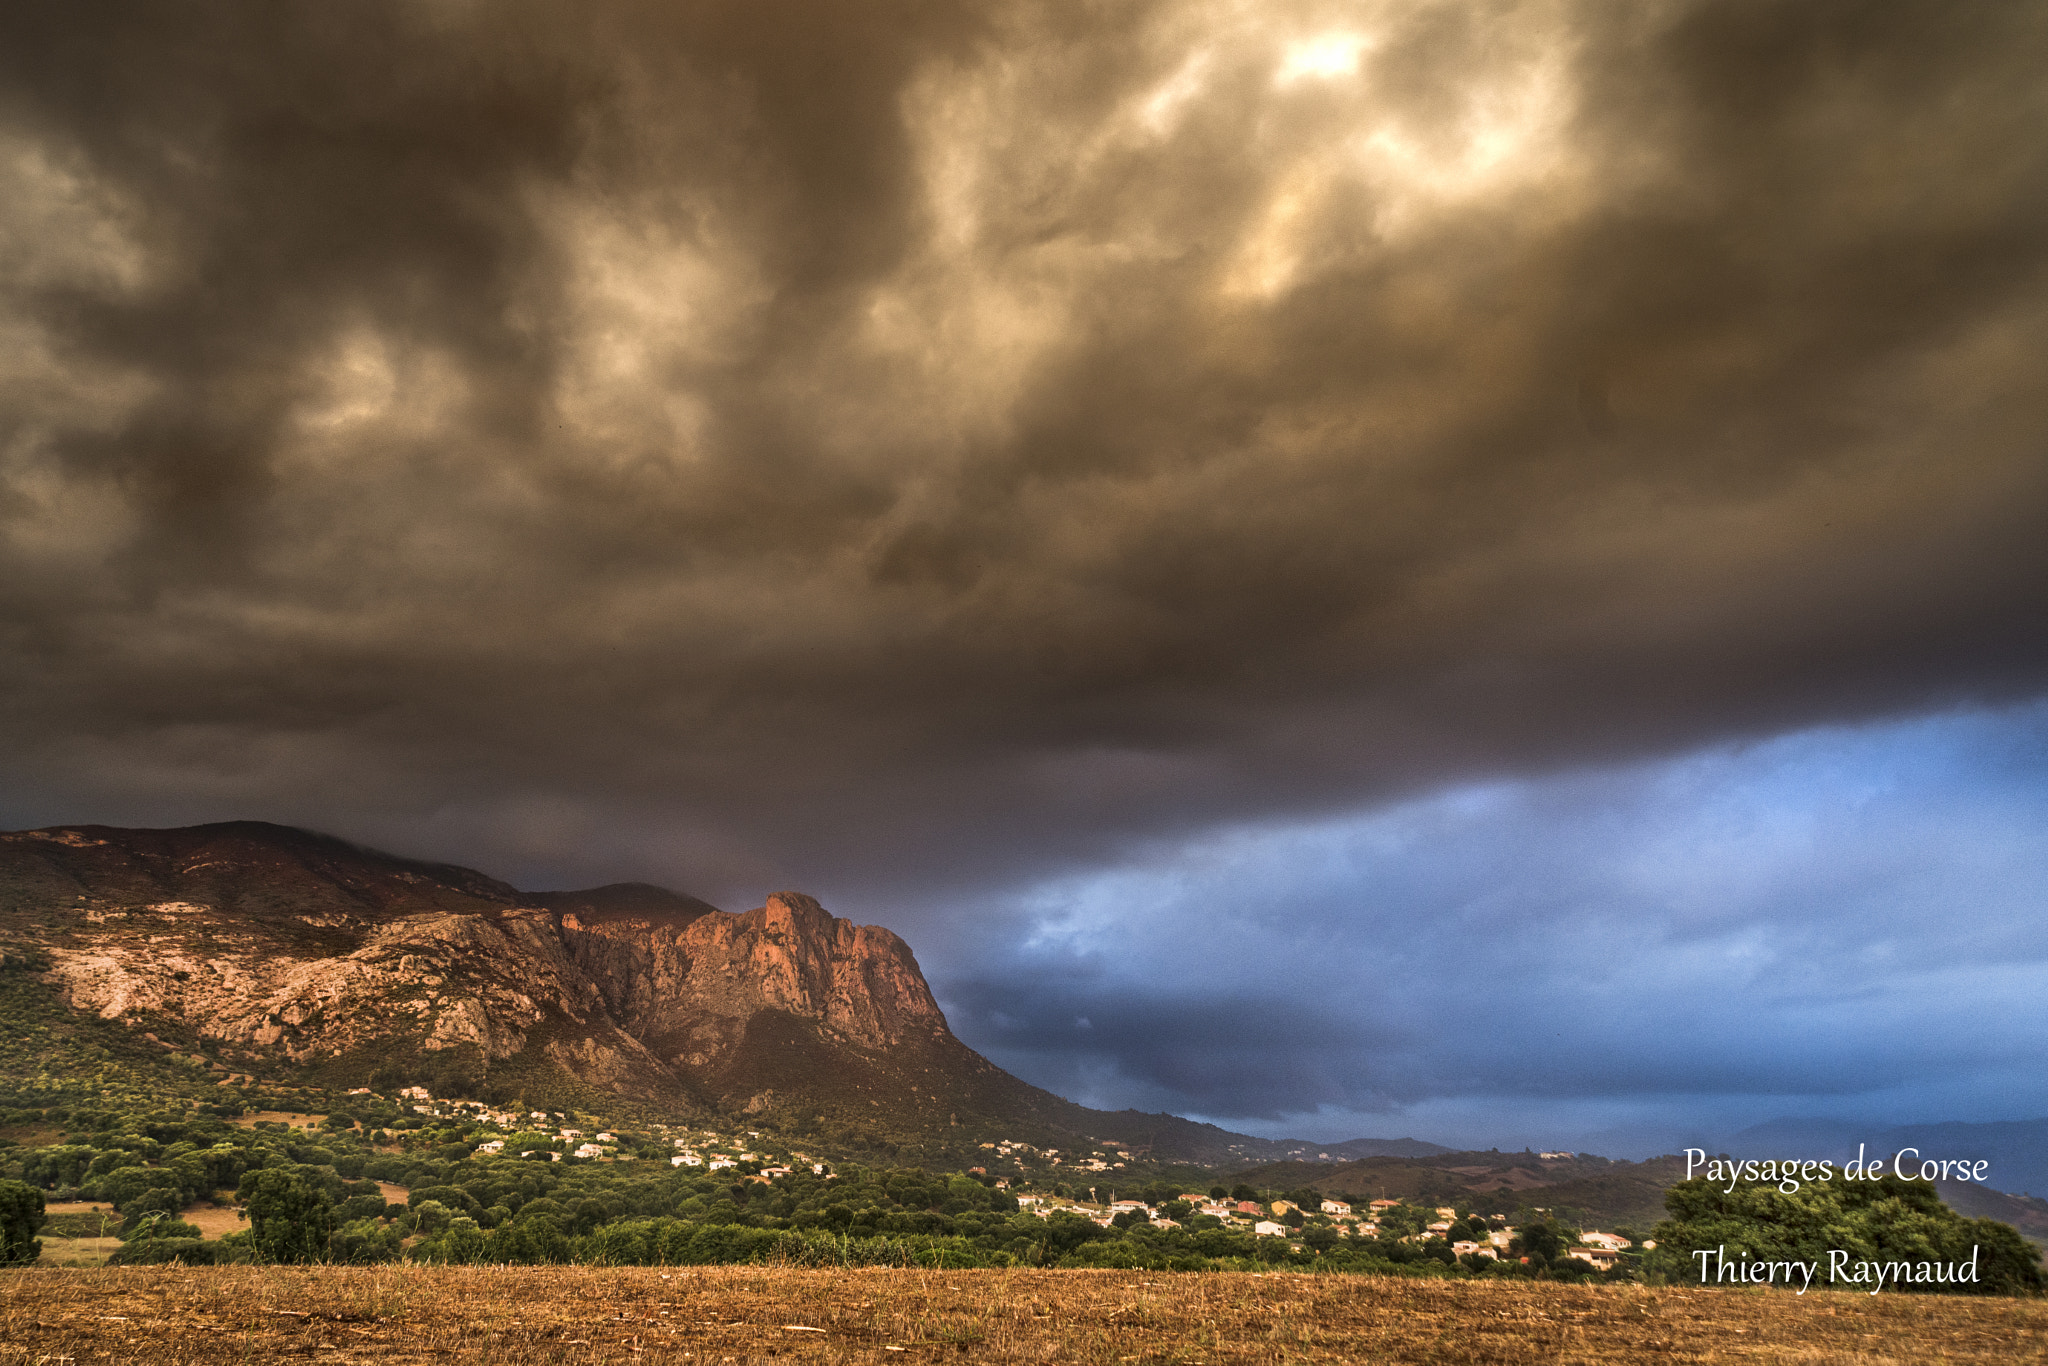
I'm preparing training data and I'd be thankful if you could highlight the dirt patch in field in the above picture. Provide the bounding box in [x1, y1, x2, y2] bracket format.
[1, 1264, 2042, 1365]
[227, 1110, 322, 1128]
[376, 1183, 410, 1206]
[34, 1235, 120, 1268]
[177, 1203, 247, 1238]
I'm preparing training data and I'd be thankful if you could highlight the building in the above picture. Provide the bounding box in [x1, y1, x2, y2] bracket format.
[1254, 1220, 1286, 1237]
[1320, 1199, 1352, 1216]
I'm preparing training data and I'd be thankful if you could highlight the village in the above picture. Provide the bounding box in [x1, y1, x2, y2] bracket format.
[1003, 1187, 1637, 1268]
[354, 1090, 1639, 1269]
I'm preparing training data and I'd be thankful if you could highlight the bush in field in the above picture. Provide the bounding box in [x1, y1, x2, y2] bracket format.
[328, 1216, 405, 1264]
[1650, 1174, 2045, 1296]
[120, 1213, 204, 1243]
[242, 1168, 337, 1264]
[0, 1180, 47, 1265]
[107, 1237, 220, 1266]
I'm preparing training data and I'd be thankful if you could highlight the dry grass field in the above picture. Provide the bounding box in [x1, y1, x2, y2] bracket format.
[2, 1266, 2044, 1365]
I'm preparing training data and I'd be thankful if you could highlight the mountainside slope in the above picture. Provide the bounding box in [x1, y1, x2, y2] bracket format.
[0, 823, 1023, 1133]
[0, 820, 1447, 1169]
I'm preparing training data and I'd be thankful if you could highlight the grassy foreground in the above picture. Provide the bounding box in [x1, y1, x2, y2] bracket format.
[3, 1266, 2044, 1365]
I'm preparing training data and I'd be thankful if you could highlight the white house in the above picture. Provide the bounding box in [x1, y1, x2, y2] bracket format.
[1320, 1199, 1352, 1216]
[1254, 1220, 1286, 1237]
[1580, 1231, 1632, 1251]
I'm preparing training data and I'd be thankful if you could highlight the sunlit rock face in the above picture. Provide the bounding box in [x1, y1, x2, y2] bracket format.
[556, 891, 948, 1072]
[2, 821, 955, 1108]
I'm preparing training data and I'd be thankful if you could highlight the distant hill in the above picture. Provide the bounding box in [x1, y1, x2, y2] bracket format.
[1230, 1146, 2048, 1245]
[1228, 1150, 1686, 1228]
[1722, 1117, 2048, 1198]
[1326, 1137, 1453, 1159]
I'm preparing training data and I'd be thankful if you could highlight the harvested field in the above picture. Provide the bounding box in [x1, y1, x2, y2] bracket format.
[1, 1266, 2043, 1364]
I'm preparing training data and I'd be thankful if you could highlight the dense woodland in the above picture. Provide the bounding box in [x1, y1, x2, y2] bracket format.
[0, 1094, 1632, 1279]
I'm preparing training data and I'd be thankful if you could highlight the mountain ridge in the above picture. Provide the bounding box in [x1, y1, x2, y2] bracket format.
[0, 820, 1430, 1169]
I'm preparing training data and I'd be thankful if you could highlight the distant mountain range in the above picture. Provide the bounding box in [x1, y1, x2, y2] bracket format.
[1717, 1116, 2048, 1200]
[8, 818, 2036, 1222]
[0, 820, 1437, 1170]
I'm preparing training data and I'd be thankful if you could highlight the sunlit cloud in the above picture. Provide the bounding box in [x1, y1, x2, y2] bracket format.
[1275, 32, 1373, 86]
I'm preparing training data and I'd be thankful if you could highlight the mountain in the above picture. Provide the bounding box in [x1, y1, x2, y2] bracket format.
[0, 820, 1413, 1169]
[0, 822, 1047, 1140]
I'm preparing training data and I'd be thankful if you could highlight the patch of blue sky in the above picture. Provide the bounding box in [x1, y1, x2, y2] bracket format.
[938, 698, 2048, 1149]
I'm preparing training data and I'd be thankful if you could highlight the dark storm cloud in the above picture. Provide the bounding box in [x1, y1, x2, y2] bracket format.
[2, 0, 2046, 907]
[934, 705, 2048, 1137]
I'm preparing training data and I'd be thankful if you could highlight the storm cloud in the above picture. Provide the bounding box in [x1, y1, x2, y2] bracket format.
[3, 2, 2045, 1138]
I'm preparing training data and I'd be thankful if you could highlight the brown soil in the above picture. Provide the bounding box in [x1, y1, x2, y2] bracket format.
[1, 1265, 2042, 1364]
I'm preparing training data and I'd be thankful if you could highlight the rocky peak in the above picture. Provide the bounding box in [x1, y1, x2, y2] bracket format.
[4, 821, 956, 1110]
[556, 889, 948, 1072]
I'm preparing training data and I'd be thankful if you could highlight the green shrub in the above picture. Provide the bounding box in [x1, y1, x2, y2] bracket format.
[0, 1180, 46, 1265]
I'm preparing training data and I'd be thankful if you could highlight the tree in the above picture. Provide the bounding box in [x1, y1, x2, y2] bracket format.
[241, 1168, 336, 1264]
[0, 1181, 46, 1266]
[1515, 1218, 1565, 1267]
[1651, 1174, 2043, 1296]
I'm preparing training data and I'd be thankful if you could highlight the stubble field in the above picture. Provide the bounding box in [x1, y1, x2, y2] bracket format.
[2, 1265, 2043, 1365]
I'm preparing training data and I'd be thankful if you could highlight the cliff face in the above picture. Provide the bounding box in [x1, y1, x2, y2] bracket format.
[0, 822, 962, 1114]
[557, 892, 948, 1068]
